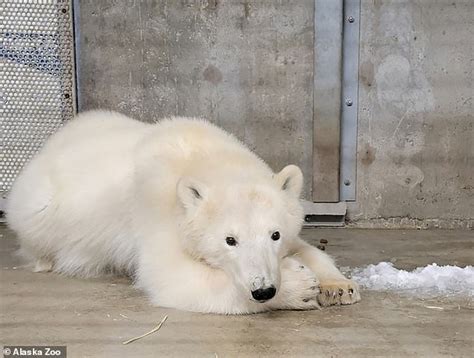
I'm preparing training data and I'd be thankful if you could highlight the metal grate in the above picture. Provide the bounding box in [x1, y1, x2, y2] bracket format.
[0, 0, 75, 199]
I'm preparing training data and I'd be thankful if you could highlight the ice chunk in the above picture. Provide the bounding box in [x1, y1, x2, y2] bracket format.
[350, 262, 474, 297]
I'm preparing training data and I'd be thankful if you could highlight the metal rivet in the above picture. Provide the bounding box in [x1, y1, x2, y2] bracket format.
[345, 98, 353, 106]
[344, 179, 351, 186]
[347, 16, 355, 23]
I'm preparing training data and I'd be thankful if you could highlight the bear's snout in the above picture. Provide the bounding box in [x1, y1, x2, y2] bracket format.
[251, 286, 276, 302]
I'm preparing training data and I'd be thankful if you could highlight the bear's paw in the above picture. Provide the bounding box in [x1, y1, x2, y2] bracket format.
[317, 280, 361, 306]
[270, 257, 321, 310]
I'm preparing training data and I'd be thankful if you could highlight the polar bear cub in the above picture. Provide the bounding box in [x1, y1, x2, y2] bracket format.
[6, 110, 360, 314]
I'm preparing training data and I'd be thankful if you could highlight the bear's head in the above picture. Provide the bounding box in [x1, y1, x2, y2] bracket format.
[177, 165, 304, 303]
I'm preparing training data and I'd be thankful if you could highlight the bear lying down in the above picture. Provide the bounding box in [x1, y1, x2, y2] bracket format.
[6, 110, 360, 314]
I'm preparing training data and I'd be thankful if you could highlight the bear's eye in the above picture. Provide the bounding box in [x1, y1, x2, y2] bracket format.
[226, 237, 237, 246]
[271, 231, 280, 241]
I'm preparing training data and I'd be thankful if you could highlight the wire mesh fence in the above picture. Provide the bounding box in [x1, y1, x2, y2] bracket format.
[0, 0, 75, 199]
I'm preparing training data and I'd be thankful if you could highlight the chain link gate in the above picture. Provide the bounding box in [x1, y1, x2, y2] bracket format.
[0, 0, 76, 211]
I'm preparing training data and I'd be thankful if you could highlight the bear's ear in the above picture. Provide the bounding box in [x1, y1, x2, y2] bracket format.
[273, 165, 303, 198]
[177, 177, 208, 210]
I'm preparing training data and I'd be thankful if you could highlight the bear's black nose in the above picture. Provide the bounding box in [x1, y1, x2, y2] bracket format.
[251, 286, 276, 302]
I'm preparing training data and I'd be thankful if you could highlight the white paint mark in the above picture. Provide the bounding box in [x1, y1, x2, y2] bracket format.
[375, 54, 435, 117]
[391, 108, 410, 138]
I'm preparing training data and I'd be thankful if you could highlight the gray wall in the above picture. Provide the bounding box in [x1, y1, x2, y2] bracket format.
[76, 0, 473, 227]
[348, 0, 473, 228]
[77, 0, 314, 198]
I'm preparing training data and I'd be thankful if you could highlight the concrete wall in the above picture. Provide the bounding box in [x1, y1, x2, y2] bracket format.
[76, 0, 315, 198]
[76, 0, 473, 227]
[348, 0, 473, 228]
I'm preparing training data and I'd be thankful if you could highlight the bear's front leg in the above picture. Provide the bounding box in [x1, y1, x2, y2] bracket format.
[289, 238, 361, 307]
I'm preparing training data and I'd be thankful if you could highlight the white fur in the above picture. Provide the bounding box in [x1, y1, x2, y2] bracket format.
[7, 110, 360, 314]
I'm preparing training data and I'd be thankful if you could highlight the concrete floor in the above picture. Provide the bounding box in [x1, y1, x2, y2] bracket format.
[1, 226, 473, 358]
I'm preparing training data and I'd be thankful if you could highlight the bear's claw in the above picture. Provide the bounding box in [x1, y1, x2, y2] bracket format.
[317, 280, 361, 306]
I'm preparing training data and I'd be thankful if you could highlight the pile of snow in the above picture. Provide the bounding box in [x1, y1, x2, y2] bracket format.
[350, 262, 474, 297]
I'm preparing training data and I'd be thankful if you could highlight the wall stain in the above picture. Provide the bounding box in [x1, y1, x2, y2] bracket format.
[361, 143, 377, 166]
[203, 64, 223, 85]
[206, 0, 219, 10]
[373, 0, 382, 9]
[359, 60, 374, 87]
[243, 0, 251, 19]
